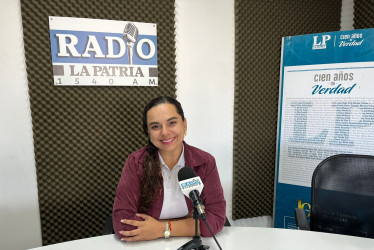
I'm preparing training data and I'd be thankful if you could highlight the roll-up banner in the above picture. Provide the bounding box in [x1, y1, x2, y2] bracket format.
[274, 28, 374, 228]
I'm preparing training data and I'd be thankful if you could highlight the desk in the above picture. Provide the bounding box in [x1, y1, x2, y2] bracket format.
[29, 227, 374, 250]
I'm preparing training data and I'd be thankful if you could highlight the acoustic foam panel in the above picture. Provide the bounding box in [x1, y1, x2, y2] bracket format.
[20, 0, 176, 245]
[354, 0, 374, 29]
[233, 0, 341, 220]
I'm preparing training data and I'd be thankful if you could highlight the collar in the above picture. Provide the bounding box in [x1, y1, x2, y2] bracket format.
[183, 141, 206, 168]
[137, 141, 206, 169]
[158, 144, 185, 170]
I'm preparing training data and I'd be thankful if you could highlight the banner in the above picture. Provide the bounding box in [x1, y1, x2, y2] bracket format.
[274, 28, 374, 229]
[49, 16, 158, 86]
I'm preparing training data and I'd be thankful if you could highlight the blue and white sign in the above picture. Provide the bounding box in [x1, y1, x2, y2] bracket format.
[49, 16, 158, 86]
[274, 28, 374, 229]
[179, 177, 204, 197]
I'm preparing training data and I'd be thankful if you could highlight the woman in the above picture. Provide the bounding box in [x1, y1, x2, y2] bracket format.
[113, 96, 226, 242]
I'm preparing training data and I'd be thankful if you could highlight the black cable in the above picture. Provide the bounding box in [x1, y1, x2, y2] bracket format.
[202, 218, 223, 250]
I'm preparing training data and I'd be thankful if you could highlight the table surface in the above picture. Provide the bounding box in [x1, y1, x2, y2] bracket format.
[29, 227, 374, 250]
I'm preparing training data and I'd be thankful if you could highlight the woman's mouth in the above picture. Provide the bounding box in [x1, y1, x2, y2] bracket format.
[161, 137, 175, 145]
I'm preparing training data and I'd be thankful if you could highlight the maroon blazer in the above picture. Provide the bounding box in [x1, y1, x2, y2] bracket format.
[112, 141, 226, 239]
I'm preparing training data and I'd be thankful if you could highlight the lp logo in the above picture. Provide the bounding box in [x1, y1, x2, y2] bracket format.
[312, 35, 331, 49]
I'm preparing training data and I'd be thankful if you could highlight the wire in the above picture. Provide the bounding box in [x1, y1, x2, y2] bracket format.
[202, 218, 223, 250]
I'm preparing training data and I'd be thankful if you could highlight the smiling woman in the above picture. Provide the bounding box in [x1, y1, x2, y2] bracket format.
[146, 101, 186, 163]
[112, 96, 226, 242]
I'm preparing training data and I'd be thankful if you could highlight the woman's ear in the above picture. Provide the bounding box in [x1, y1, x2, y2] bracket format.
[183, 118, 187, 132]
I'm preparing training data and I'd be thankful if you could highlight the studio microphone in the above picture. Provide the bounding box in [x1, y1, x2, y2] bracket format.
[178, 167, 223, 250]
[123, 22, 139, 65]
[178, 167, 206, 220]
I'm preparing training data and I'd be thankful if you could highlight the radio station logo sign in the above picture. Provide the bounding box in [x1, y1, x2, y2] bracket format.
[49, 16, 158, 86]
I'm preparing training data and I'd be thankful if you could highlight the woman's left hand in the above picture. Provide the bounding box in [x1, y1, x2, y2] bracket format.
[119, 213, 164, 242]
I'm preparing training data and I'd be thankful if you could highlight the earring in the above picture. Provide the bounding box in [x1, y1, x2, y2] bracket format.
[184, 131, 187, 136]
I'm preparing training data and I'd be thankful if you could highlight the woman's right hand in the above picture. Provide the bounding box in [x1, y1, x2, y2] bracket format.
[119, 213, 164, 242]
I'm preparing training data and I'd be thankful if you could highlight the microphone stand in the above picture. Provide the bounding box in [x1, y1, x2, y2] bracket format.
[177, 207, 209, 250]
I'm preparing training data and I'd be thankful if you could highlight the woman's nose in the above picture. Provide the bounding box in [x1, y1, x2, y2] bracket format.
[161, 126, 170, 136]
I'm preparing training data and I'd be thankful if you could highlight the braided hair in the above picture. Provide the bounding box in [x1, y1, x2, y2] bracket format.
[138, 96, 185, 213]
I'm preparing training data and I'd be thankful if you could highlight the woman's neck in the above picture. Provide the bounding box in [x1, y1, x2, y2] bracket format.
[159, 147, 183, 170]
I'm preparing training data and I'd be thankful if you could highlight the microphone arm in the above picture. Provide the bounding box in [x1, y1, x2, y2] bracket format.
[177, 207, 209, 250]
[177, 206, 223, 250]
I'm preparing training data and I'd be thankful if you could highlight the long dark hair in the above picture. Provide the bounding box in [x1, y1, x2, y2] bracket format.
[138, 96, 185, 213]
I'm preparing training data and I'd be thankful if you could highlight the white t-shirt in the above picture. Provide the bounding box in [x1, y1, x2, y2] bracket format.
[158, 147, 189, 220]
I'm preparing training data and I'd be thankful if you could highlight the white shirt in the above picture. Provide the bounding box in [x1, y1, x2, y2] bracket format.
[158, 147, 189, 220]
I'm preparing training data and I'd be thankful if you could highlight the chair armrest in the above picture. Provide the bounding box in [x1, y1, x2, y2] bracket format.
[294, 208, 310, 230]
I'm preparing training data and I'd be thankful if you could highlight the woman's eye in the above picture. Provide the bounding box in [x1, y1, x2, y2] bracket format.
[150, 125, 160, 130]
[169, 121, 177, 126]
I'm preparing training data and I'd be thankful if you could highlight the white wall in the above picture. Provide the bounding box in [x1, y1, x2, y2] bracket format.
[0, 0, 42, 249]
[341, 0, 354, 31]
[175, 0, 235, 223]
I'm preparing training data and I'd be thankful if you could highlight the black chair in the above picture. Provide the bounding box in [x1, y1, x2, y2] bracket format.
[103, 215, 231, 235]
[102, 216, 114, 235]
[295, 154, 374, 238]
[224, 217, 231, 227]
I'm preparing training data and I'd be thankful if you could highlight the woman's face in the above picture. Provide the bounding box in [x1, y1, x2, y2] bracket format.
[146, 103, 187, 156]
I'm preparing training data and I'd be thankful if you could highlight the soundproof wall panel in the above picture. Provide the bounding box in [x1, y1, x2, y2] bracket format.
[20, 0, 176, 245]
[354, 0, 374, 29]
[233, 0, 341, 220]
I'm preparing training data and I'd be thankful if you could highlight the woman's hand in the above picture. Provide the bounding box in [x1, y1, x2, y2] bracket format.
[119, 214, 164, 242]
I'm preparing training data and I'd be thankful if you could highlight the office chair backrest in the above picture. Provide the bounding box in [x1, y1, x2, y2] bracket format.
[310, 154, 374, 238]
